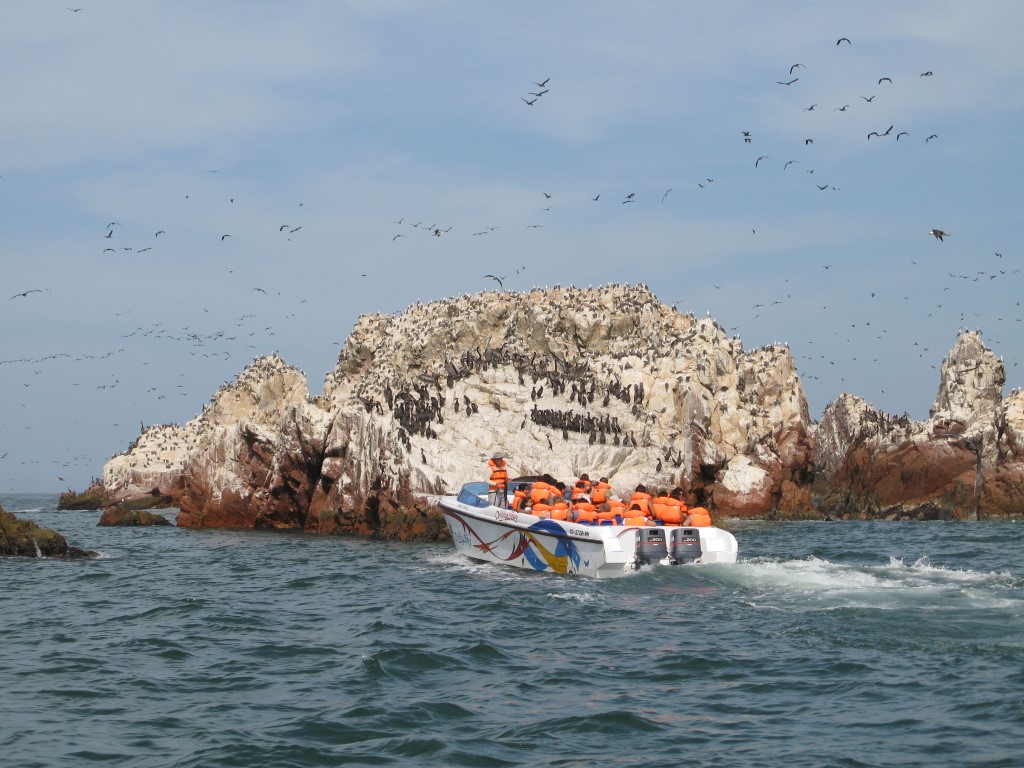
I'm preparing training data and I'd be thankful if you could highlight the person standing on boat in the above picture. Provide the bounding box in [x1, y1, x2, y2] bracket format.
[487, 452, 509, 508]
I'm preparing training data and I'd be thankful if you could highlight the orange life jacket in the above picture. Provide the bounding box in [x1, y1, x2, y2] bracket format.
[622, 515, 649, 526]
[574, 507, 598, 524]
[533, 503, 552, 514]
[629, 491, 652, 515]
[688, 506, 712, 527]
[652, 497, 685, 524]
[591, 481, 612, 504]
[511, 489, 528, 511]
[549, 507, 569, 521]
[571, 482, 590, 501]
[529, 482, 552, 504]
[488, 459, 508, 491]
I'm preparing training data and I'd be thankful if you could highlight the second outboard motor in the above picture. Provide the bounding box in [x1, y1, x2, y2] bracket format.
[670, 527, 702, 564]
[635, 528, 668, 566]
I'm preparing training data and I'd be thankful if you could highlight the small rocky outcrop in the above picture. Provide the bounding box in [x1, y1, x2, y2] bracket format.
[58, 480, 113, 510]
[816, 331, 1024, 519]
[97, 508, 173, 527]
[98, 284, 816, 534]
[0, 505, 98, 559]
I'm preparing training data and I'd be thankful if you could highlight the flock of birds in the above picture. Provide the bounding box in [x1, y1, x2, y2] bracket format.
[0, 21, 1016, 492]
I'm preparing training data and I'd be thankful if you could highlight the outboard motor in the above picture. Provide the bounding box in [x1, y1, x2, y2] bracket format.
[670, 527, 702, 564]
[635, 528, 668, 566]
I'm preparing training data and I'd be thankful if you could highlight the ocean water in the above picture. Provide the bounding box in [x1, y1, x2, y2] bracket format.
[2, 494, 1023, 768]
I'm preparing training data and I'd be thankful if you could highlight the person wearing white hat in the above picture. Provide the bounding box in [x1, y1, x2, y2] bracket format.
[487, 452, 508, 507]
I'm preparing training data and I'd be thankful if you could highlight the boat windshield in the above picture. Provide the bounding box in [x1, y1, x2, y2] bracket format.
[457, 482, 491, 508]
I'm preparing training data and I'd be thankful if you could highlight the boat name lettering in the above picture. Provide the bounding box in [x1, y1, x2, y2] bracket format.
[570, 528, 591, 537]
[495, 509, 518, 523]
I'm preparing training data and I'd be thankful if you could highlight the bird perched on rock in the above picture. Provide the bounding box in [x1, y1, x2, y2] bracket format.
[929, 229, 950, 241]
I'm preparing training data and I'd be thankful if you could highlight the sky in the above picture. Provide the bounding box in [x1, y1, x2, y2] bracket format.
[2, 1, 1023, 493]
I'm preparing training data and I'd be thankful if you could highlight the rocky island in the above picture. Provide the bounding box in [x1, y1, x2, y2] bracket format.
[80, 284, 1024, 536]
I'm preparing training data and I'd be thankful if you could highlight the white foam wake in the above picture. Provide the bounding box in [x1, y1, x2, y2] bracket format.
[724, 555, 1021, 612]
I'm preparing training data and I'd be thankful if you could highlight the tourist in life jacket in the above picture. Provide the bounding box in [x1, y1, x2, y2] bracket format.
[591, 477, 613, 505]
[622, 502, 654, 527]
[629, 484, 652, 515]
[571, 480, 591, 502]
[511, 484, 529, 512]
[688, 506, 712, 527]
[572, 499, 598, 524]
[487, 452, 509, 507]
[650, 489, 676, 524]
[575, 473, 593, 497]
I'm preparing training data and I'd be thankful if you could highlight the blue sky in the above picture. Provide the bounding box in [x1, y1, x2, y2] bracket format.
[2, 1, 1023, 492]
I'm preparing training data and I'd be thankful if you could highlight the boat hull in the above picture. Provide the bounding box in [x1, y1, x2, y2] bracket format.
[440, 491, 737, 578]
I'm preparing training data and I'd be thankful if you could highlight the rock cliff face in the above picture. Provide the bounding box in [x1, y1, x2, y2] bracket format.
[816, 331, 1024, 519]
[102, 284, 816, 534]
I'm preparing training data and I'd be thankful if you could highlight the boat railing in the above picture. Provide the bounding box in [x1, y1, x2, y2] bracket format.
[457, 482, 491, 508]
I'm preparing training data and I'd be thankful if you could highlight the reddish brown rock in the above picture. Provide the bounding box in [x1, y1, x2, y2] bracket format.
[817, 332, 1024, 519]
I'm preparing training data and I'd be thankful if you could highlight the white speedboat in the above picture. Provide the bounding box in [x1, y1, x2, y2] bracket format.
[439, 482, 738, 578]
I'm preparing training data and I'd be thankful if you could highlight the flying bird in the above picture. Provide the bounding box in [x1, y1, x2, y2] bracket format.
[836, 37, 851, 45]
[155, 230, 165, 237]
[834, 105, 850, 111]
[66, 7, 82, 12]
[533, 78, 550, 88]
[521, 98, 537, 106]
[805, 138, 814, 145]
[789, 63, 805, 74]
[742, 131, 752, 142]
[777, 78, 799, 86]
[483, 274, 505, 288]
[878, 77, 892, 84]
[9, 289, 43, 300]
[755, 156, 769, 167]
[221, 234, 231, 240]
[920, 71, 933, 77]
[804, 104, 817, 111]
[529, 90, 548, 97]
[929, 229, 950, 241]
[784, 160, 799, 169]
[661, 188, 673, 203]
[861, 95, 876, 102]
[896, 132, 909, 140]
[926, 134, 938, 142]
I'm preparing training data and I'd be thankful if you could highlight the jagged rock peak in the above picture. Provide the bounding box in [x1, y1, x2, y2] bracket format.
[819, 331, 1007, 483]
[199, 353, 313, 430]
[930, 330, 1005, 431]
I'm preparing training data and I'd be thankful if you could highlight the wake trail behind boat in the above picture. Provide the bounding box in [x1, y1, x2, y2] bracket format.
[717, 555, 1022, 612]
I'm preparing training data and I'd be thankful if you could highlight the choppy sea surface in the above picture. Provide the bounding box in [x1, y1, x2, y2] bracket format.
[2, 494, 1023, 767]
